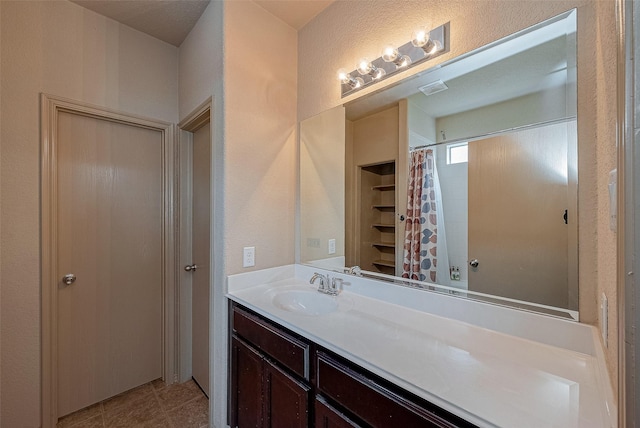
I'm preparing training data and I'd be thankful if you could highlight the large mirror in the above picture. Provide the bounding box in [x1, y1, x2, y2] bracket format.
[300, 10, 578, 318]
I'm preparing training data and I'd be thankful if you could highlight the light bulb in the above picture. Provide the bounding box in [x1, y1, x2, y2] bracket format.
[357, 58, 373, 75]
[337, 68, 365, 89]
[337, 68, 350, 83]
[425, 40, 442, 56]
[382, 46, 411, 69]
[372, 68, 386, 80]
[397, 55, 412, 67]
[412, 27, 438, 56]
[411, 28, 430, 48]
[382, 46, 399, 63]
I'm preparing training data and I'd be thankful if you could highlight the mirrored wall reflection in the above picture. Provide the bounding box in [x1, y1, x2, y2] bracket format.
[300, 10, 578, 315]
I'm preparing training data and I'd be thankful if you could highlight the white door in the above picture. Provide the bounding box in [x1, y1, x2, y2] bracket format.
[191, 122, 211, 395]
[56, 111, 163, 416]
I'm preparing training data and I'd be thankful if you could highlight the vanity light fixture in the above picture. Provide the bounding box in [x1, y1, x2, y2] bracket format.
[338, 23, 448, 97]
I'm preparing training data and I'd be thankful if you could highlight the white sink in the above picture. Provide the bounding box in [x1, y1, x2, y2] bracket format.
[272, 290, 338, 316]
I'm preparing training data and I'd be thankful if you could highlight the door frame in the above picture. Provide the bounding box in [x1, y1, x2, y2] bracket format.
[176, 99, 212, 384]
[40, 94, 177, 427]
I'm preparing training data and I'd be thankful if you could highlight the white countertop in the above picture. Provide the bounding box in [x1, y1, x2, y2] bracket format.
[227, 264, 616, 428]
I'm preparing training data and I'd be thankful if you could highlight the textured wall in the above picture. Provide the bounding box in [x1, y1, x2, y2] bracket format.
[0, 1, 178, 425]
[224, 0, 298, 275]
[298, 0, 618, 395]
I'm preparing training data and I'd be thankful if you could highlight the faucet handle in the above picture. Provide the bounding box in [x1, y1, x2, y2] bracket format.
[330, 277, 343, 295]
[347, 266, 362, 276]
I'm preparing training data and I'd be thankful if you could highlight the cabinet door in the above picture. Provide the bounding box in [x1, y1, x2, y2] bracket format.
[315, 397, 360, 428]
[231, 337, 263, 428]
[264, 359, 310, 428]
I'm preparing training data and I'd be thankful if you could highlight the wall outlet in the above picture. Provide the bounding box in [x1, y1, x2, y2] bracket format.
[243, 246, 255, 268]
[307, 238, 320, 248]
[601, 292, 608, 347]
[328, 238, 336, 255]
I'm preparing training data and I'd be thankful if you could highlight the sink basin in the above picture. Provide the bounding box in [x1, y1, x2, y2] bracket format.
[272, 290, 338, 316]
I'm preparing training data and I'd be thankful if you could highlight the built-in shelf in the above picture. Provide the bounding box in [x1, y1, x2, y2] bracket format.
[372, 223, 395, 229]
[371, 242, 395, 248]
[371, 259, 395, 268]
[359, 159, 397, 276]
[372, 184, 395, 191]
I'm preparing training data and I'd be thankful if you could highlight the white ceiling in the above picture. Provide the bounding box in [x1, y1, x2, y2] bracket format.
[69, 0, 210, 46]
[70, 0, 334, 47]
[253, 0, 334, 30]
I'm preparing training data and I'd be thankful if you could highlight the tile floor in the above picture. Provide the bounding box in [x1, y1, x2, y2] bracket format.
[56, 379, 208, 428]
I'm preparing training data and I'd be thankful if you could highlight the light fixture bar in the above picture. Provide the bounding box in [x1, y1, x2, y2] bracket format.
[339, 23, 448, 98]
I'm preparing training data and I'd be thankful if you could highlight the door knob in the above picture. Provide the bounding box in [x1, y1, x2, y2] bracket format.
[62, 274, 77, 285]
[184, 264, 198, 272]
[469, 259, 479, 268]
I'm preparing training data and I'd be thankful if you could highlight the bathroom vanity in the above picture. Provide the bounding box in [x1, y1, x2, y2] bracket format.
[230, 304, 472, 427]
[227, 264, 615, 428]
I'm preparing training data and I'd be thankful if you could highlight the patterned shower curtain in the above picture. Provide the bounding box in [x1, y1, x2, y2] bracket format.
[402, 149, 439, 282]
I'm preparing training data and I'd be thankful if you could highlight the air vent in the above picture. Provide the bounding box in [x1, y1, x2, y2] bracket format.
[418, 80, 449, 96]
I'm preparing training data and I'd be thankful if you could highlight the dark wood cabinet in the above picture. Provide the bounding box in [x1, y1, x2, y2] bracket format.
[229, 303, 476, 428]
[264, 359, 310, 427]
[231, 336, 263, 428]
[230, 336, 310, 428]
[230, 306, 311, 428]
[315, 397, 360, 428]
[316, 351, 471, 428]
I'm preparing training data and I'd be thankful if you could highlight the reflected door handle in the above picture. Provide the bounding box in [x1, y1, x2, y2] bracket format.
[62, 274, 77, 285]
[469, 259, 479, 268]
[184, 264, 198, 272]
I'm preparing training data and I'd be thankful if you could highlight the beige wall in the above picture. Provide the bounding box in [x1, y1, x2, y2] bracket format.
[299, 0, 618, 394]
[178, 2, 223, 122]
[300, 106, 346, 263]
[0, 0, 297, 425]
[224, 0, 298, 275]
[178, 3, 298, 425]
[0, 1, 179, 425]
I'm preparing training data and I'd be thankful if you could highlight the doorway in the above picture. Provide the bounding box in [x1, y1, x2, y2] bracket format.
[41, 95, 176, 426]
[178, 101, 212, 398]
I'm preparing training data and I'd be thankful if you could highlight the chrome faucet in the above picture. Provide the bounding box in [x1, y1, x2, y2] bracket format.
[310, 272, 342, 296]
[310, 272, 329, 292]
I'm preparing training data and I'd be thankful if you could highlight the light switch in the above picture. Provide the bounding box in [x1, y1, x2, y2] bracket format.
[328, 239, 336, 255]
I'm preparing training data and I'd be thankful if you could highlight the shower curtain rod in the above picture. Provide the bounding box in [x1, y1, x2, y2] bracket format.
[409, 116, 577, 151]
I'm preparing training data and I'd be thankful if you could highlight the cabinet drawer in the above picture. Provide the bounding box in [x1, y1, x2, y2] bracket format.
[316, 351, 467, 428]
[233, 306, 309, 379]
[315, 396, 360, 428]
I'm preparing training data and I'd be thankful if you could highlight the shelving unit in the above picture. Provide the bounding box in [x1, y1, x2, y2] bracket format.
[371, 223, 395, 229]
[359, 161, 396, 275]
[371, 259, 396, 268]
